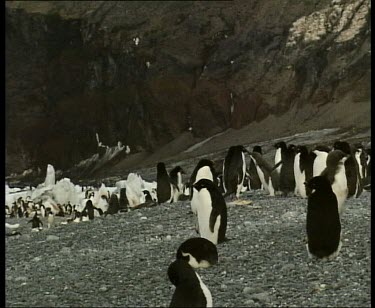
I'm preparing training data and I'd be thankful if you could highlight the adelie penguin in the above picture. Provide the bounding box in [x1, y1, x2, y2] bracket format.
[105, 193, 120, 216]
[168, 259, 213, 307]
[156, 162, 176, 204]
[279, 144, 296, 197]
[305, 176, 342, 260]
[248, 151, 278, 196]
[28, 212, 43, 231]
[294, 145, 316, 198]
[312, 145, 331, 177]
[333, 141, 362, 199]
[190, 159, 218, 233]
[176, 238, 218, 269]
[222, 145, 249, 199]
[193, 179, 228, 245]
[320, 150, 349, 215]
[169, 166, 186, 200]
[248, 145, 263, 190]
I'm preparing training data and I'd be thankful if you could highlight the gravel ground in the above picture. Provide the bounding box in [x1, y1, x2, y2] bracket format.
[6, 190, 371, 307]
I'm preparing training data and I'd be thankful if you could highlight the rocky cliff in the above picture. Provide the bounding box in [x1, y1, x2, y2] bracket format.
[5, 0, 371, 175]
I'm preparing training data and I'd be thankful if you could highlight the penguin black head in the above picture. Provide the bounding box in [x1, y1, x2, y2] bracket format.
[288, 144, 296, 152]
[326, 150, 349, 168]
[296, 145, 308, 155]
[333, 141, 352, 154]
[238, 145, 250, 154]
[170, 166, 185, 175]
[274, 141, 287, 150]
[314, 145, 331, 153]
[176, 237, 218, 268]
[253, 145, 262, 154]
[167, 259, 197, 287]
[193, 179, 216, 192]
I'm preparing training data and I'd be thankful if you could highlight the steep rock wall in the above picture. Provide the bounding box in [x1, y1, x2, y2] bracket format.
[5, 0, 371, 174]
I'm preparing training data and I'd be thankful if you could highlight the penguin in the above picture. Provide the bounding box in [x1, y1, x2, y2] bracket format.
[81, 209, 90, 222]
[363, 148, 371, 190]
[168, 259, 213, 308]
[189, 159, 218, 233]
[333, 141, 363, 198]
[248, 151, 278, 196]
[170, 166, 185, 194]
[320, 150, 349, 215]
[73, 210, 82, 223]
[47, 212, 54, 229]
[193, 179, 227, 245]
[294, 145, 316, 198]
[65, 202, 72, 216]
[248, 145, 262, 190]
[189, 159, 218, 200]
[216, 174, 225, 194]
[156, 162, 174, 204]
[176, 237, 218, 269]
[312, 145, 331, 177]
[106, 193, 120, 215]
[273, 141, 287, 192]
[277, 144, 296, 197]
[119, 187, 129, 212]
[28, 212, 43, 231]
[354, 145, 367, 181]
[85, 199, 95, 220]
[305, 176, 342, 260]
[222, 145, 249, 199]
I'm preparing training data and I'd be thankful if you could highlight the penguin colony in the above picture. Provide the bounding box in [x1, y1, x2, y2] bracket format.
[5, 139, 370, 306]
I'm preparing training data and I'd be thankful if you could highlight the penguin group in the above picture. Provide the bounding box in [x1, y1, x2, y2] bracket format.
[5, 137, 370, 306]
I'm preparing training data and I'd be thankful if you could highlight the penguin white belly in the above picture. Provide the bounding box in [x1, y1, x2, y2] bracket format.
[355, 152, 363, 179]
[222, 163, 227, 194]
[254, 160, 269, 194]
[331, 163, 348, 215]
[299, 171, 307, 198]
[197, 189, 219, 244]
[313, 152, 328, 177]
[191, 188, 199, 214]
[195, 272, 213, 308]
[293, 154, 302, 196]
[236, 153, 246, 198]
[275, 148, 282, 175]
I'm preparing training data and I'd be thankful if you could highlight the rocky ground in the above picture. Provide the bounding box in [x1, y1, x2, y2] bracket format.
[6, 189, 371, 307]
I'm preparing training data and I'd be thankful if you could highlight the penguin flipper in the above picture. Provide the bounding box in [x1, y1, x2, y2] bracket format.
[209, 209, 220, 233]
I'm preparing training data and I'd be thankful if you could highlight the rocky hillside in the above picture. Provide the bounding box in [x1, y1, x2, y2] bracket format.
[6, 0, 371, 175]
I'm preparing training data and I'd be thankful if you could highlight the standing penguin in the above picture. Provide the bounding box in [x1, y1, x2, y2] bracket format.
[320, 150, 349, 215]
[106, 193, 120, 215]
[193, 179, 227, 245]
[333, 141, 362, 198]
[248, 151, 277, 196]
[189, 159, 218, 233]
[363, 148, 371, 190]
[189, 159, 218, 200]
[248, 145, 263, 190]
[222, 145, 249, 199]
[273, 141, 287, 192]
[47, 212, 54, 229]
[278, 144, 296, 197]
[156, 162, 174, 204]
[312, 145, 331, 177]
[176, 237, 218, 269]
[294, 145, 316, 198]
[169, 166, 186, 195]
[305, 176, 342, 260]
[85, 199, 95, 220]
[119, 188, 129, 212]
[28, 212, 43, 231]
[168, 259, 213, 308]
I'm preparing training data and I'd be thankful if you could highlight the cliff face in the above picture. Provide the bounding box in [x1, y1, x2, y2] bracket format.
[5, 0, 371, 174]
